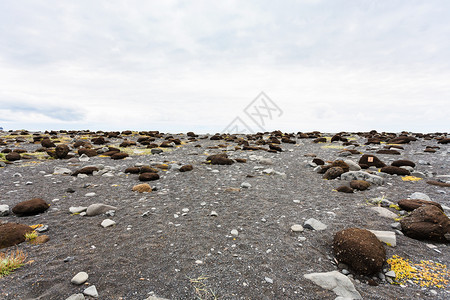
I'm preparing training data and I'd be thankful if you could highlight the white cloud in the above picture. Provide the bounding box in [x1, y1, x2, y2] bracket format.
[0, 0, 449, 132]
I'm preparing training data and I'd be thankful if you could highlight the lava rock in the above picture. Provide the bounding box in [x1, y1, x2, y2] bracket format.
[391, 160, 416, 168]
[139, 172, 160, 181]
[333, 228, 386, 275]
[380, 166, 410, 176]
[358, 154, 386, 168]
[0, 223, 33, 249]
[132, 184, 152, 193]
[397, 199, 443, 212]
[12, 198, 50, 216]
[72, 166, 99, 176]
[400, 205, 450, 242]
[323, 167, 344, 180]
[350, 180, 370, 191]
[179, 165, 193, 172]
[336, 186, 354, 193]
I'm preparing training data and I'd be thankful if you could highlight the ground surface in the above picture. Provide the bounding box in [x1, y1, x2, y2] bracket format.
[0, 131, 449, 300]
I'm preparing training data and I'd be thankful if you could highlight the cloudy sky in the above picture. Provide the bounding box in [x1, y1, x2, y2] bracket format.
[0, 0, 449, 133]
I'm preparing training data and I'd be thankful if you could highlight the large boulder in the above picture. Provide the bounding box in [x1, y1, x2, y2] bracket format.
[400, 205, 450, 242]
[0, 223, 33, 249]
[358, 154, 386, 169]
[12, 198, 50, 216]
[333, 228, 386, 275]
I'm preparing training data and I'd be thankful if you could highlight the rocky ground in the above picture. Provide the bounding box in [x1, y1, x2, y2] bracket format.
[0, 130, 449, 300]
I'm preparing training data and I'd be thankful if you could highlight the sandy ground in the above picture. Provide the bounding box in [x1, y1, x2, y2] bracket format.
[0, 130, 449, 299]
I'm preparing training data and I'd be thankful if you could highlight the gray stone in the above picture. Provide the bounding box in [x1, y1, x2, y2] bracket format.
[240, 182, 251, 188]
[304, 218, 327, 231]
[85, 192, 96, 197]
[86, 204, 117, 216]
[343, 160, 361, 171]
[69, 206, 88, 214]
[409, 192, 431, 201]
[368, 230, 397, 247]
[410, 171, 426, 178]
[231, 229, 239, 236]
[101, 219, 116, 228]
[144, 296, 170, 300]
[54, 167, 72, 175]
[304, 271, 362, 299]
[370, 207, 398, 219]
[83, 285, 98, 298]
[380, 199, 393, 207]
[390, 222, 402, 230]
[79, 154, 90, 162]
[291, 224, 304, 232]
[259, 158, 273, 165]
[35, 225, 48, 233]
[71, 272, 89, 285]
[0, 204, 9, 216]
[385, 270, 396, 277]
[65, 294, 85, 300]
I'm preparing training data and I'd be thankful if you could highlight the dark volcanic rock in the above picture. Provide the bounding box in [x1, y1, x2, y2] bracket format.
[55, 144, 70, 159]
[380, 166, 410, 176]
[350, 180, 370, 191]
[398, 199, 443, 212]
[111, 152, 129, 160]
[78, 148, 98, 157]
[0, 223, 33, 249]
[72, 166, 99, 176]
[139, 172, 160, 181]
[391, 160, 415, 168]
[426, 180, 450, 187]
[323, 167, 344, 180]
[5, 152, 21, 161]
[358, 154, 386, 168]
[179, 165, 193, 172]
[12, 198, 50, 216]
[336, 186, 354, 193]
[400, 205, 450, 242]
[333, 228, 386, 275]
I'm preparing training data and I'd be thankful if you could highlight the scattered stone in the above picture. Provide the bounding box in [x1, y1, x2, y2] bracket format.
[12, 198, 50, 216]
[70, 272, 89, 285]
[240, 182, 251, 189]
[370, 207, 398, 219]
[35, 225, 48, 233]
[139, 172, 160, 181]
[333, 228, 386, 275]
[231, 229, 239, 236]
[0, 204, 9, 216]
[400, 205, 450, 242]
[367, 230, 397, 247]
[350, 180, 370, 191]
[70, 206, 88, 214]
[340, 171, 384, 185]
[291, 224, 304, 232]
[409, 192, 431, 202]
[343, 159, 361, 171]
[54, 167, 72, 175]
[380, 166, 410, 176]
[398, 199, 443, 212]
[0, 223, 33, 249]
[304, 218, 327, 231]
[336, 186, 354, 193]
[132, 183, 152, 193]
[101, 219, 116, 228]
[83, 285, 98, 298]
[66, 294, 85, 300]
[323, 167, 344, 180]
[85, 192, 96, 197]
[385, 270, 396, 277]
[86, 204, 117, 216]
[179, 165, 193, 172]
[304, 271, 362, 299]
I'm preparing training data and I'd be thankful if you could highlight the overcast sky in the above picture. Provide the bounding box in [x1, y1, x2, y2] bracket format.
[0, 0, 449, 133]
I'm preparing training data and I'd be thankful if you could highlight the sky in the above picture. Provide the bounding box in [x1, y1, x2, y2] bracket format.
[0, 0, 449, 134]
